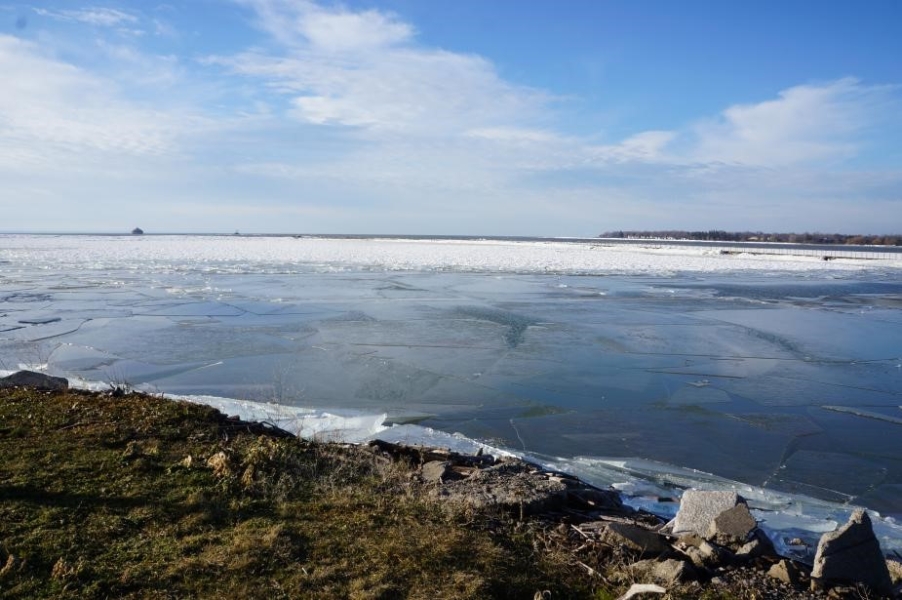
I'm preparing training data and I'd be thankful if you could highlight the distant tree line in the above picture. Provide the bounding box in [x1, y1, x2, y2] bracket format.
[599, 230, 901, 246]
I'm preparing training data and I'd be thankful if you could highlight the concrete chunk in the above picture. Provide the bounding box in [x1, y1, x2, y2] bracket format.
[767, 559, 806, 588]
[672, 490, 742, 537]
[735, 529, 777, 560]
[599, 522, 671, 558]
[811, 509, 892, 595]
[706, 503, 757, 547]
[420, 460, 451, 483]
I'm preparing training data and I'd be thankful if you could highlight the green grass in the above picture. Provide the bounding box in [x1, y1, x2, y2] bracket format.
[0, 388, 595, 599]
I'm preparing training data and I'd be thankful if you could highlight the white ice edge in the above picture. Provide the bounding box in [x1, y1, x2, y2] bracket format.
[822, 405, 902, 425]
[5, 368, 901, 560]
[2, 234, 900, 276]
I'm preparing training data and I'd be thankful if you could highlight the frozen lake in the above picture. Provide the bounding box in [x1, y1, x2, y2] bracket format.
[2, 234, 902, 552]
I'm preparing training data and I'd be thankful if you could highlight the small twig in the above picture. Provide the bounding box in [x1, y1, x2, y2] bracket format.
[57, 421, 95, 431]
[616, 583, 666, 600]
[575, 560, 599, 577]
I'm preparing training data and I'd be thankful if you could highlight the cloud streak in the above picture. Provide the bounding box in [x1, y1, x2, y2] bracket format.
[34, 6, 138, 27]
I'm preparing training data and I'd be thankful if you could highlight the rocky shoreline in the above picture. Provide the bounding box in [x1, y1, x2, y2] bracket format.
[3, 369, 902, 599]
[370, 437, 901, 599]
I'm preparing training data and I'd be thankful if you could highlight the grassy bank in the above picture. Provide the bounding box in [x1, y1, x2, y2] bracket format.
[0, 387, 600, 599]
[0, 387, 835, 599]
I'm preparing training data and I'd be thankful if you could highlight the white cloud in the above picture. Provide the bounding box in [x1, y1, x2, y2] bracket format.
[215, 1, 551, 134]
[582, 130, 677, 165]
[688, 78, 893, 167]
[0, 34, 181, 169]
[225, 2, 894, 175]
[237, 0, 411, 51]
[465, 127, 561, 144]
[34, 6, 139, 28]
[298, 5, 413, 52]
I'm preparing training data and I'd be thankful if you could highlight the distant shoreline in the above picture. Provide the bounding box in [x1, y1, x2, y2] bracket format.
[603, 230, 901, 247]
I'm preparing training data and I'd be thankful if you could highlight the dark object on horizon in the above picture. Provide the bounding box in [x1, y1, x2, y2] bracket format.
[132, 227, 144, 235]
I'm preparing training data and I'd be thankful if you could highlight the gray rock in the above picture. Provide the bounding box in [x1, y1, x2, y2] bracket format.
[678, 546, 706, 570]
[767, 559, 806, 588]
[421, 460, 451, 483]
[431, 461, 568, 515]
[735, 529, 777, 560]
[706, 503, 757, 548]
[674, 533, 705, 549]
[672, 490, 742, 537]
[630, 558, 697, 585]
[811, 509, 892, 595]
[567, 487, 627, 513]
[598, 522, 671, 558]
[678, 539, 733, 569]
[0, 370, 69, 391]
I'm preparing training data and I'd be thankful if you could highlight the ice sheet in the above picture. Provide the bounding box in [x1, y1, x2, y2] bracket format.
[3, 234, 902, 556]
[2, 234, 900, 277]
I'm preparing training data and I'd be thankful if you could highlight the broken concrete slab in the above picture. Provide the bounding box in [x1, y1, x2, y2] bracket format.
[735, 529, 777, 560]
[420, 460, 451, 483]
[598, 522, 671, 558]
[767, 559, 807, 588]
[672, 490, 743, 537]
[706, 503, 757, 548]
[810, 509, 892, 595]
[678, 539, 734, 570]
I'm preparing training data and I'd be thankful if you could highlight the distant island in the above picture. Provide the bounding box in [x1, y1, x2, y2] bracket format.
[600, 230, 901, 246]
[131, 227, 144, 235]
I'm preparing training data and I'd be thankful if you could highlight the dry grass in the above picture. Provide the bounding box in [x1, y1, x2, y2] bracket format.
[0, 388, 594, 599]
[0, 387, 842, 600]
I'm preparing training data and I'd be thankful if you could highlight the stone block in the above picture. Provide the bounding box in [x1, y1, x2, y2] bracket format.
[706, 503, 757, 547]
[672, 490, 742, 537]
[811, 509, 892, 596]
[599, 522, 671, 558]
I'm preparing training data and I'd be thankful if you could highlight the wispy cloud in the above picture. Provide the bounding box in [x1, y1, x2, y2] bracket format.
[212, 0, 551, 134]
[686, 77, 896, 167]
[238, 0, 413, 51]
[220, 2, 896, 173]
[34, 6, 139, 28]
[196, 1, 900, 233]
[0, 34, 185, 169]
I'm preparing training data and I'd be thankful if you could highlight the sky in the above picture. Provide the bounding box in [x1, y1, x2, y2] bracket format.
[1, 1, 901, 236]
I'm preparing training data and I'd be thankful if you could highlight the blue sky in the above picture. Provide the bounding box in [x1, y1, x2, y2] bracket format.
[1, 1, 900, 235]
